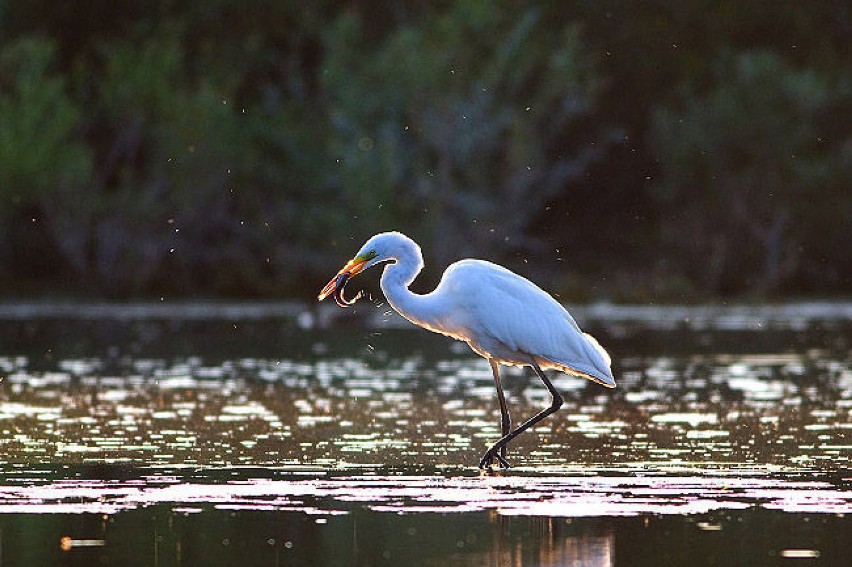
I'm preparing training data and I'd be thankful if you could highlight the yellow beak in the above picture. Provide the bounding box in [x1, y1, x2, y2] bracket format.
[318, 257, 368, 301]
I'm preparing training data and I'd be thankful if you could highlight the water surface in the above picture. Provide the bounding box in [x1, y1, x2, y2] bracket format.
[0, 302, 849, 565]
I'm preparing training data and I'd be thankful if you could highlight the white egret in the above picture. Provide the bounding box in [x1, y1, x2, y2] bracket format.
[318, 231, 615, 469]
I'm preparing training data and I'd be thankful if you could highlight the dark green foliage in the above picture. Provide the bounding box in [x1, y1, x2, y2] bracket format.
[651, 51, 852, 294]
[0, 1, 849, 299]
[0, 38, 90, 211]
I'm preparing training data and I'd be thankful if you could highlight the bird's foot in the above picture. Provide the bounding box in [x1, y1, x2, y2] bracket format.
[479, 449, 511, 470]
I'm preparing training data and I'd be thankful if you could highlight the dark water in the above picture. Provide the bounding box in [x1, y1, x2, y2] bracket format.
[0, 302, 849, 565]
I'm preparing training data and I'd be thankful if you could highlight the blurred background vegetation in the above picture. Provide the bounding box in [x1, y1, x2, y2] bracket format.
[0, 0, 849, 301]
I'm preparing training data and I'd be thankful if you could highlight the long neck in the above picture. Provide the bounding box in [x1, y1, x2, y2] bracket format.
[380, 245, 441, 330]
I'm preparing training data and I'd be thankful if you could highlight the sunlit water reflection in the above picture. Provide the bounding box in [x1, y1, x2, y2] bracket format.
[0, 349, 848, 471]
[0, 302, 849, 565]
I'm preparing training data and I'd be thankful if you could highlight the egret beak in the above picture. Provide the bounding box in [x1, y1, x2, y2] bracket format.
[318, 257, 368, 307]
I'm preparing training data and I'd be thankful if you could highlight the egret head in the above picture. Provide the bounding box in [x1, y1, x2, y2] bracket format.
[318, 232, 416, 307]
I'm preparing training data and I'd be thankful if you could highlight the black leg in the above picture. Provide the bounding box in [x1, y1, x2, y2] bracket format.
[488, 358, 512, 467]
[479, 356, 563, 470]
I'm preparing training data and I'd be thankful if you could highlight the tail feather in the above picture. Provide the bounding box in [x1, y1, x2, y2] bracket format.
[583, 332, 611, 368]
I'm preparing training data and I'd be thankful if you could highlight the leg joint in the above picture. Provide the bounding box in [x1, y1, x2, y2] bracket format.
[550, 393, 564, 411]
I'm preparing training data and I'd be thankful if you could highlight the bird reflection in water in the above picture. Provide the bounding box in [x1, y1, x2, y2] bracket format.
[428, 514, 614, 567]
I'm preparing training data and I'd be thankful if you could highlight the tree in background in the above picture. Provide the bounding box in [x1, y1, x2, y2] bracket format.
[0, 38, 91, 282]
[84, 33, 257, 294]
[650, 50, 851, 294]
[320, 2, 617, 272]
[0, 2, 849, 299]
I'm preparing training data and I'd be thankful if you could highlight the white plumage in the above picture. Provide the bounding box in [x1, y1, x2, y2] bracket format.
[319, 231, 615, 469]
[425, 259, 614, 386]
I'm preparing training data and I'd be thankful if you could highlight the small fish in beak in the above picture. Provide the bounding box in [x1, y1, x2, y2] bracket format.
[331, 271, 363, 307]
[318, 257, 368, 308]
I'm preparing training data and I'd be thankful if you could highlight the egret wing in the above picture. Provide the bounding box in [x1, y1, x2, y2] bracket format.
[444, 260, 614, 386]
